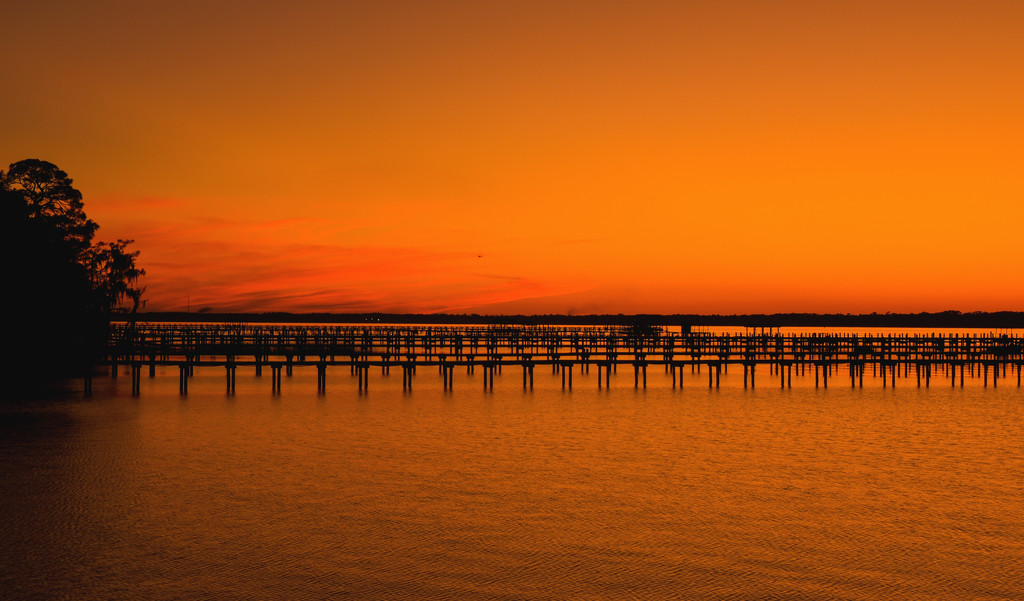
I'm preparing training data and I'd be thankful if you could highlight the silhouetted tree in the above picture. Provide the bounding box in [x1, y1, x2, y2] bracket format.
[1, 159, 145, 383]
[86, 240, 146, 313]
[2, 159, 98, 251]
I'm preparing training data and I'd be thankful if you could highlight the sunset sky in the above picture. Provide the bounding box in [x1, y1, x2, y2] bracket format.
[4, 1, 1024, 314]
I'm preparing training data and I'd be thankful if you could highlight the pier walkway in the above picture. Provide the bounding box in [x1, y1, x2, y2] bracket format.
[96, 324, 1024, 395]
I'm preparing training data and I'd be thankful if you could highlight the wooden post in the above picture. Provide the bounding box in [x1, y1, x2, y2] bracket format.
[272, 364, 282, 392]
[179, 363, 189, 395]
[131, 363, 141, 396]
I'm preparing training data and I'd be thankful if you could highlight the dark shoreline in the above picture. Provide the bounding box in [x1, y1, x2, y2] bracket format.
[120, 311, 1024, 328]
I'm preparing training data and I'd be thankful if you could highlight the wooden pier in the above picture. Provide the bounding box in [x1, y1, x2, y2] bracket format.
[96, 324, 1024, 395]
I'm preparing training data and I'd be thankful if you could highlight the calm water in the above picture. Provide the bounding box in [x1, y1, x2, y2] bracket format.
[2, 351, 1023, 599]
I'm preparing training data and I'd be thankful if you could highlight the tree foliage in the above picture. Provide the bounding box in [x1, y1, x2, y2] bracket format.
[1, 159, 145, 376]
[2, 159, 98, 251]
[87, 240, 146, 313]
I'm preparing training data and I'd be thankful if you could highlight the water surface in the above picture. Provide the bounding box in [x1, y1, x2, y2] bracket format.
[2, 358, 1022, 600]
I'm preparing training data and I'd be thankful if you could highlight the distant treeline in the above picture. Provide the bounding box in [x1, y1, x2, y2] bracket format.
[128, 311, 1024, 328]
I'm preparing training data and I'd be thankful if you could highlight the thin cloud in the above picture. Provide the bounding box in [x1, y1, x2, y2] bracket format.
[125, 216, 581, 312]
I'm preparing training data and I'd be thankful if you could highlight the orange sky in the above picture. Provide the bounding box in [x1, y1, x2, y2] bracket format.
[4, 1, 1024, 314]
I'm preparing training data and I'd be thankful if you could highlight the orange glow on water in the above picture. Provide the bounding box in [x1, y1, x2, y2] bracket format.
[5, 1, 1024, 313]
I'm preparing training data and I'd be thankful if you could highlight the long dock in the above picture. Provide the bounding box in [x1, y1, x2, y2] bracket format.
[97, 324, 1024, 395]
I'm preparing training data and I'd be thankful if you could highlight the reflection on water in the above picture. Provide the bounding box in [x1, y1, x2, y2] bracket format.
[2, 360, 1023, 600]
